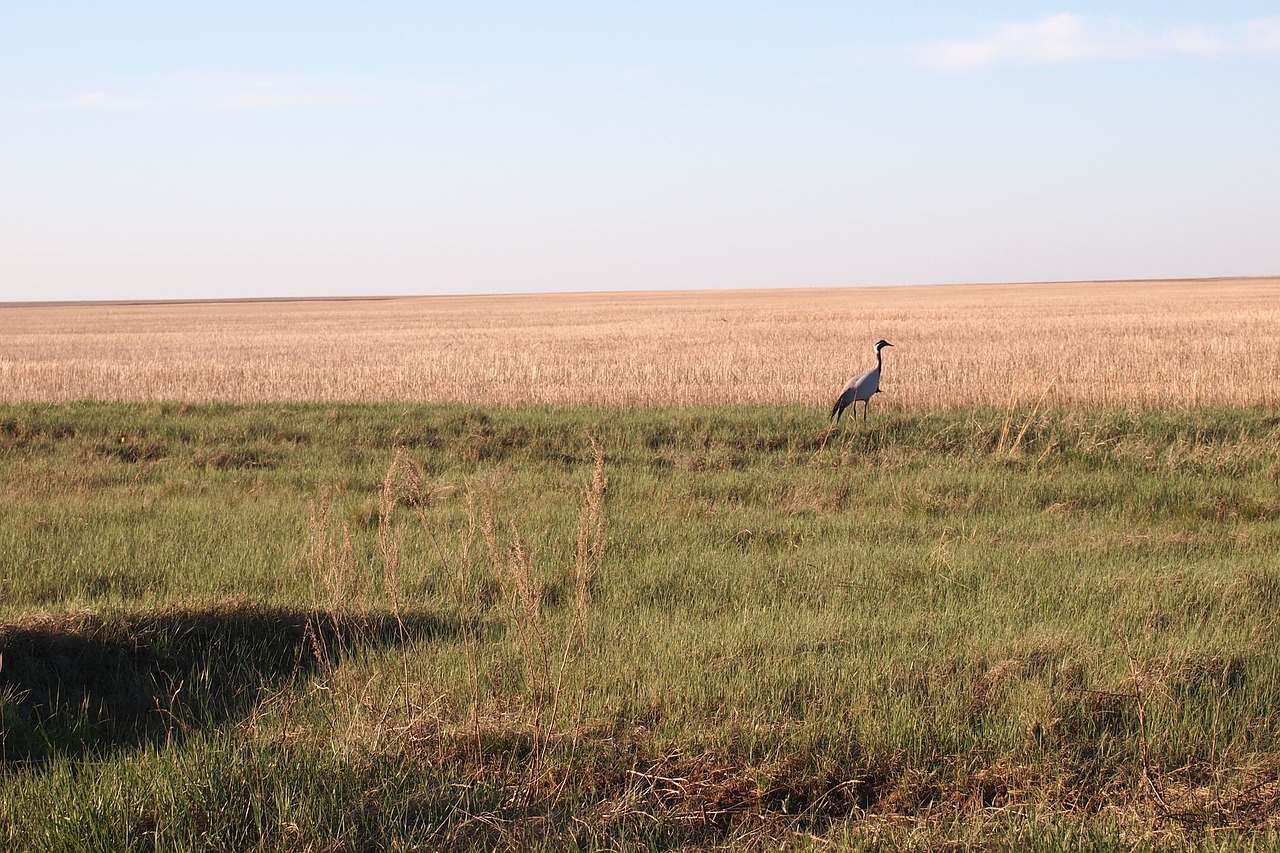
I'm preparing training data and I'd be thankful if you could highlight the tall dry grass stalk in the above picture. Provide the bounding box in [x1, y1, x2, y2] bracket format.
[574, 437, 608, 649]
[473, 440, 609, 762]
[305, 490, 358, 670]
[378, 448, 429, 626]
[503, 520, 549, 692]
[307, 491, 358, 618]
[378, 447, 431, 725]
[482, 503, 559, 757]
[455, 487, 484, 758]
[4, 277, 1278, 409]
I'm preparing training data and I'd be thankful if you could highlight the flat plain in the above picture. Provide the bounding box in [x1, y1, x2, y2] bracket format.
[4, 277, 1279, 408]
[2, 278, 1280, 851]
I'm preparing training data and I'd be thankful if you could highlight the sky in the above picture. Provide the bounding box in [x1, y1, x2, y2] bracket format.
[2, 2, 1279, 302]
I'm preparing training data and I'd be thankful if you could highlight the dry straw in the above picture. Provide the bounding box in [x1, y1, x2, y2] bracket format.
[3, 278, 1278, 408]
[574, 436, 608, 647]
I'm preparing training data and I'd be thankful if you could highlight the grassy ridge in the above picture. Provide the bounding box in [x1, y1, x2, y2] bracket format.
[2, 402, 1280, 850]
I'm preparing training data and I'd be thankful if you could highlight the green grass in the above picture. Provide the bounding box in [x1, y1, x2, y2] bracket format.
[2, 402, 1280, 850]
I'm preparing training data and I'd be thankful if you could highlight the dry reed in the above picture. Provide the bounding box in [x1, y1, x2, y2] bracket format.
[470, 439, 610, 763]
[304, 491, 358, 670]
[3, 277, 1278, 409]
[574, 436, 608, 648]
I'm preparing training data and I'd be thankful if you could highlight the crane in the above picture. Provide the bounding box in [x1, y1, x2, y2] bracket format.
[830, 339, 893, 423]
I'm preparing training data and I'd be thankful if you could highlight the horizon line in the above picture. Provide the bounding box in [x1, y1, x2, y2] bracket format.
[3, 274, 1276, 310]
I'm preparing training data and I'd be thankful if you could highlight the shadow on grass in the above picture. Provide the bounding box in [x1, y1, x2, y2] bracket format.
[0, 602, 454, 766]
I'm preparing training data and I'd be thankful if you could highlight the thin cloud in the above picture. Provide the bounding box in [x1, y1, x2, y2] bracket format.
[619, 65, 659, 81]
[1237, 16, 1280, 52]
[53, 74, 463, 112]
[63, 91, 160, 111]
[912, 14, 1280, 71]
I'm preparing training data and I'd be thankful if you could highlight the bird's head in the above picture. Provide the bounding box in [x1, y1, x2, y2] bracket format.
[874, 339, 893, 352]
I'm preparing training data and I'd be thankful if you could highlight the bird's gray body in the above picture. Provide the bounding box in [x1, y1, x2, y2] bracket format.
[831, 339, 892, 422]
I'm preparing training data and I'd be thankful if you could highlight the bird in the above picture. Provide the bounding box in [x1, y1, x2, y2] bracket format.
[830, 340, 893, 423]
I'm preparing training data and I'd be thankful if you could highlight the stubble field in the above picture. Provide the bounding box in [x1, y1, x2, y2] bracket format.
[2, 278, 1280, 851]
[4, 277, 1279, 409]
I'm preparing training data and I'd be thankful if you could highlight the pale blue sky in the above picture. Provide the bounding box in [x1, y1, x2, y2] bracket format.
[3, 2, 1278, 301]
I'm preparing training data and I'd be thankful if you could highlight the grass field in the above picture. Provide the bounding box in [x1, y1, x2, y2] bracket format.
[2, 280, 1279, 849]
[3, 277, 1279, 409]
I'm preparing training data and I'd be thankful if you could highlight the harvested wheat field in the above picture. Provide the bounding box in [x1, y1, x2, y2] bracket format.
[3, 277, 1279, 408]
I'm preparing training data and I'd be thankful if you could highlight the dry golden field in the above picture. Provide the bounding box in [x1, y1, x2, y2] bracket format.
[2, 277, 1278, 409]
